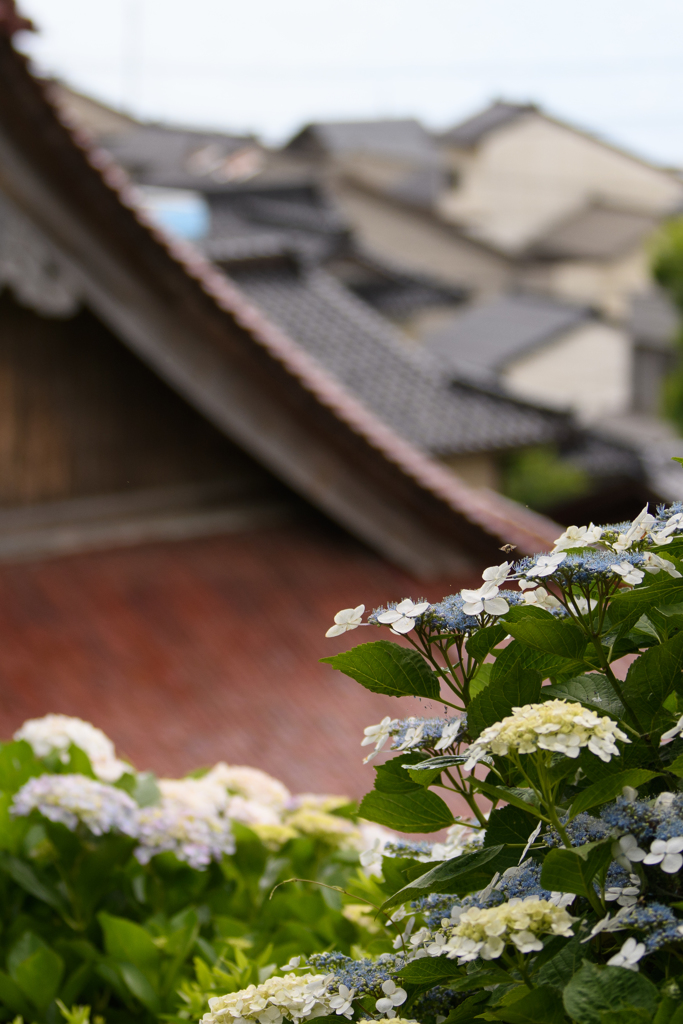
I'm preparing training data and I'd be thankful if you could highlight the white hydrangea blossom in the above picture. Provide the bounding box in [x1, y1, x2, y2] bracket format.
[651, 512, 683, 546]
[326, 605, 365, 637]
[430, 823, 484, 862]
[611, 505, 656, 555]
[610, 561, 645, 587]
[481, 561, 514, 586]
[426, 898, 575, 962]
[134, 796, 235, 869]
[463, 700, 629, 770]
[640, 552, 682, 578]
[552, 524, 603, 552]
[206, 763, 291, 810]
[606, 936, 646, 971]
[14, 714, 129, 782]
[361, 717, 398, 761]
[521, 587, 561, 612]
[376, 600, 430, 635]
[460, 582, 509, 617]
[526, 553, 566, 578]
[375, 980, 407, 1016]
[201, 973, 337, 1024]
[12, 773, 138, 836]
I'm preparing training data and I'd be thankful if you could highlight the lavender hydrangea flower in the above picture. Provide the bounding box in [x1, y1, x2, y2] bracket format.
[12, 773, 138, 836]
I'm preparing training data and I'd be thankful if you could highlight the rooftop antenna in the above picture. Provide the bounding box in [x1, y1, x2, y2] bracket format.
[122, 0, 142, 115]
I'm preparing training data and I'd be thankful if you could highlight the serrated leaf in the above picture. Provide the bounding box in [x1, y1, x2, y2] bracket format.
[563, 963, 658, 1024]
[374, 753, 424, 793]
[544, 673, 624, 721]
[472, 779, 541, 813]
[607, 577, 683, 637]
[484, 804, 540, 851]
[491, 985, 566, 1024]
[569, 769, 660, 817]
[536, 935, 588, 989]
[359, 789, 454, 833]
[468, 669, 542, 739]
[622, 629, 683, 731]
[380, 845, 504, 911]
[667, 754, 683, 778]
[466, 624, 507, 663]
[540, 841, 613, 897]
[321, 641, 440, 699]
[505, 617, 588, 662]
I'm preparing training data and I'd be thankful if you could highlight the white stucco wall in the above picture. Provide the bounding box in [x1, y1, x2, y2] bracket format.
[517, 248, 650, 319]
[502, 321, 632, 422]
[439, 114, 683, 255]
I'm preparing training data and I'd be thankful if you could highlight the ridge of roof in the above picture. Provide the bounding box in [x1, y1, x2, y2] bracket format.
[0, 0, 32, 36]
[439, 101, 536, 148]
[0, 36, 562, 560]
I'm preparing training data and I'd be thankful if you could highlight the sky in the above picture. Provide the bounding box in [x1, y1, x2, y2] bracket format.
[15, 0, 683, 166]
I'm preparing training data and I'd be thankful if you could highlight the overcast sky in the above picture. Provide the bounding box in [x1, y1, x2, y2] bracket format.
[15, 0, 683, 165]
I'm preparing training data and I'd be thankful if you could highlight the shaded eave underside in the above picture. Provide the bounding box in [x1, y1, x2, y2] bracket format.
[0, 38, 560, 573]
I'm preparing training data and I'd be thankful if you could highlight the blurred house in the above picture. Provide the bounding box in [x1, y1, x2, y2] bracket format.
[0, 11, 583, 791]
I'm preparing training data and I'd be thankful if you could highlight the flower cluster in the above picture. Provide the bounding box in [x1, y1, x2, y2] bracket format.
[426, 898, 575, 962]
[134, 796, 235, 869]
[201, 974, 338, 1024]
[360, 715, 464, 761]
[14, 714, 130, 782]
[306, 953, 407, 1016]
[12, 773, 138, 836]
[463, 700, 629, 769]
[382, 823, 484, 866]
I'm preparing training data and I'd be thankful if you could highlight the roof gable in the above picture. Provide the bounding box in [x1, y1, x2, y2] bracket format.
[0, 32, 562, 572]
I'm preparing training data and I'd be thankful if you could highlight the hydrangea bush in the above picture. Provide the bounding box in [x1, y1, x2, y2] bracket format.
[194, 496, 683, 1024]
[0, 714, 388, 1024]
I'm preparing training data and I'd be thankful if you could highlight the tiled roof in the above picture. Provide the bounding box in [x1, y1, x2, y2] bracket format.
[288, 118, 439, 162]
[423, 293, 590, 384]
[225, 259, 568, 457]
[530, 203, 658, 261]
[439, 102, 535, 148]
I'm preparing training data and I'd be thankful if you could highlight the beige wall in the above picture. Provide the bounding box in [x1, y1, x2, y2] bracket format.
[502, 321, 632, 422]
[517, 248, 651, 319]
[333, 182, 512, 294]
[441, 451, 501, 490]
[439, 114, 683, 255]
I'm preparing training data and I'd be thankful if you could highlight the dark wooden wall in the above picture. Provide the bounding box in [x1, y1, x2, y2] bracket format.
[0, 290, 277, 506]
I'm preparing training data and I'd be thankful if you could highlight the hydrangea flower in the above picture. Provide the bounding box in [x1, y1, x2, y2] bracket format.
[521, 586, 561, 612]
[610, 561, 645, 586]
[642, 837, 683, 873]
[552, 524, 603, 552]
[376, 600, 430, 634]
[361, 717, 398, 761]
[460, 582, 509, 617]
[640, 552, 682, 577]
[14, 714, 129, 782]
[607, 936, 646, 971]
[360, 715, 463, 761]
[134, 796, 235, 869]
[326, 605, 365, 637]
[526, 553, 566, 578]
[427, 898, 575, 962]
[12, 773, 138, 836]
[375, 980, 407, 1016]
[611, 506, 656, 554]
[202, 974, 337, 1024]
[463, 700, 629, 769]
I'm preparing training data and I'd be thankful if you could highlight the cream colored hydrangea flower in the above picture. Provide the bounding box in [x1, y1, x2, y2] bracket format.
[284, 807, 360, 848]
[202, 974, 336, 1024]
[14, 714, 130, 782]
[463, 699, 629, 770]
[427, 897, 575, 962]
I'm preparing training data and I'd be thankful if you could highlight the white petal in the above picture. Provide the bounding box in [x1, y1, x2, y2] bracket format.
[391, 616, 416, 634]
[483, 598, 509, 616]
[662, 853, 683, 873]
[326, 623, 347, 637]
[377, 610, 401, 623]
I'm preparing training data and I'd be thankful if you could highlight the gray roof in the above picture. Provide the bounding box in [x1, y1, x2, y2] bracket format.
[423, 293, 590, 384]
[531, 203, 658, 261]
[439, 102, 535, 148]
[223, 259, 568, 457]
[629, 288, 678, 351]
[288, 118, 439, 162]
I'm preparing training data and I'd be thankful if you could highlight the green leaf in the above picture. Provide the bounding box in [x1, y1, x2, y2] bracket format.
[667, 754, 683, 778]
[570, 769, 661, 817]
[359, 789, 454, 833]
[622, 629, 683, 730]
[484, 804, 540, 851]
[0, 740, 44, 793]
[0, 852, 71, 917]
[409, 755, 471, 772]
[472, 779, 541, 814]
[118, 962, 160, 1012]
[468, 670, 542, 739]
[536, 934, 589, 989]
[491, 986, 567, 1024]
[505, 617, 588, 661]
[442, 991, 490, 1023]
[398, 958, 465, 984]
[563, 964, 658, 1024]
[607, 577, 683, 637]
[466, 624, 507, 663]
[471, 662, 493, 698]
[540, 841, 613, 897]
[373, 753, 425, 793]
[9, 933, 64, 1011]
[544, 673, 624, 721]
[0, 971, 32, 1016]
[321, 640, 440, 699]
[98, 912, 161, 977]
[380, 845, 504, 910]
[599, 1010, 652, 1024]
